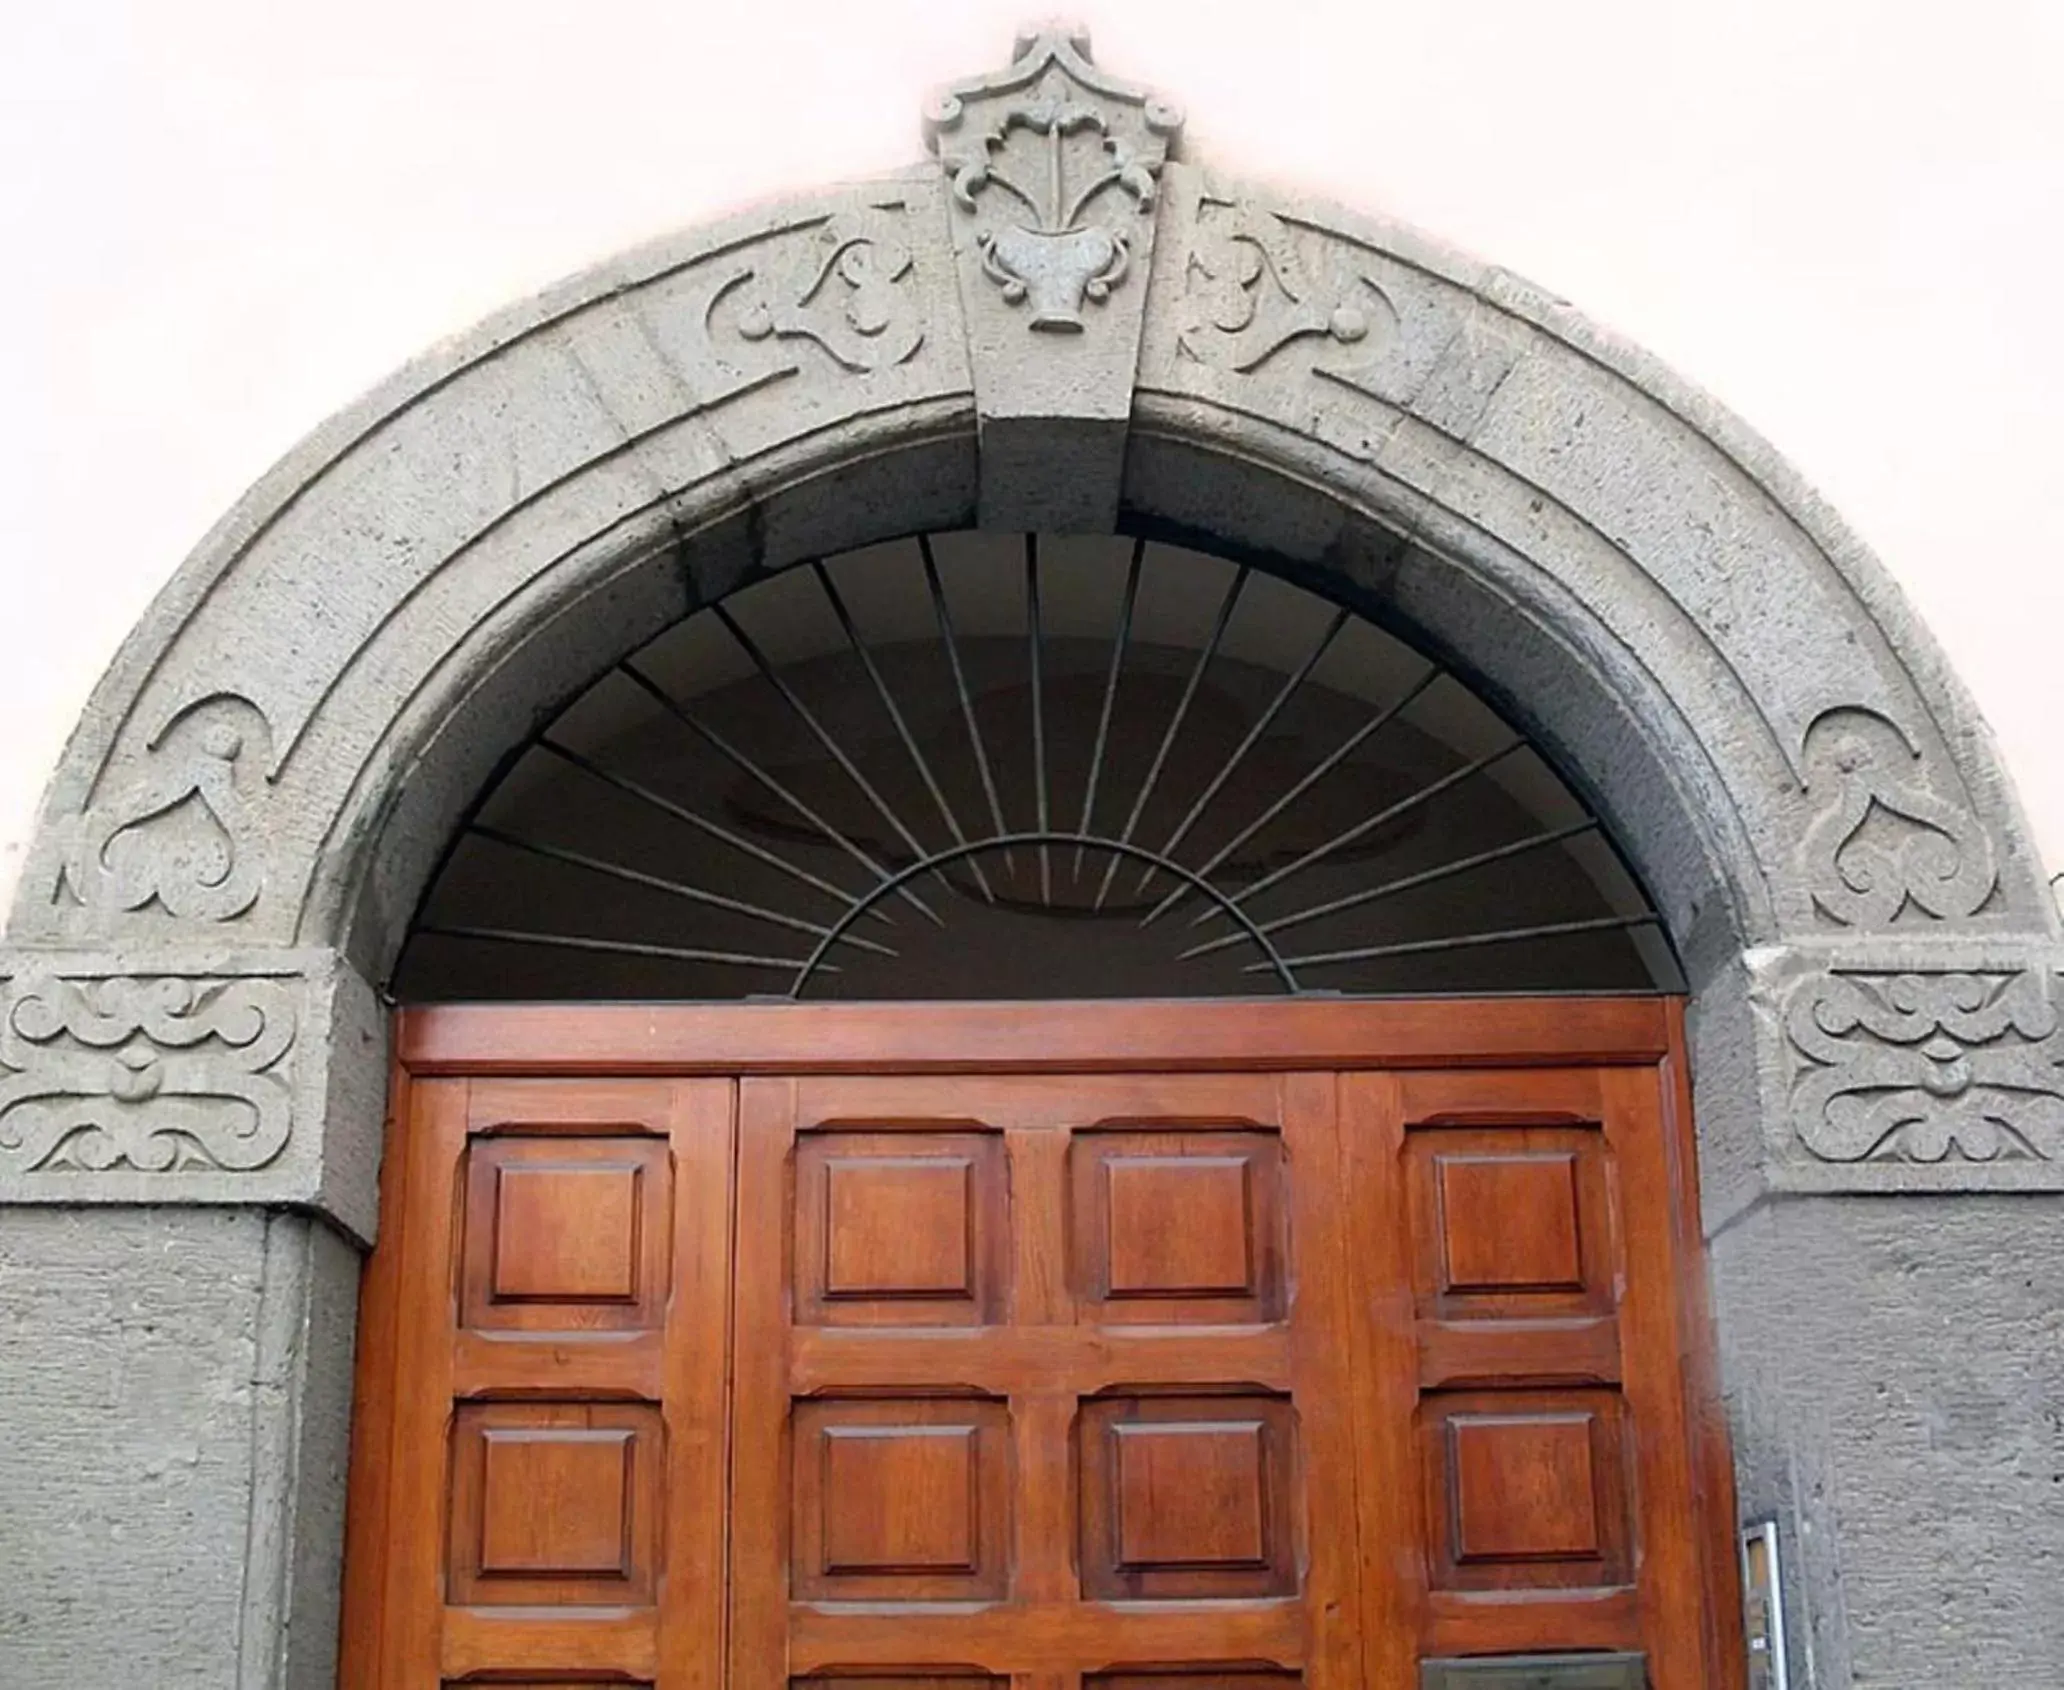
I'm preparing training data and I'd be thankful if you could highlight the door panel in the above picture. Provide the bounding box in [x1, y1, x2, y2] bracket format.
[342, 1075, 734, 1690]
[1338, 1065, 1721, 1680]
[731, 1072, 1363, 1690]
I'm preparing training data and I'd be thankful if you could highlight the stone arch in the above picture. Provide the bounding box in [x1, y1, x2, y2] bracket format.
[2, 32, 2061, 1682]
[8, 29, 2056, 1236]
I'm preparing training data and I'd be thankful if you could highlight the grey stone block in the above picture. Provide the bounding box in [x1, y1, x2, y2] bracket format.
[0, 1207, 361, 1689]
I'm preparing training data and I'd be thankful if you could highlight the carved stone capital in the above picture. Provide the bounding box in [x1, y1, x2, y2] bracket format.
[0, 948, 386, 1241]
[1751, 941, 2064, 1192]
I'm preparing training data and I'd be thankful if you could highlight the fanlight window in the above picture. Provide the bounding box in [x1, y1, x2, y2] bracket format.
[396, 533, 1676, 1001]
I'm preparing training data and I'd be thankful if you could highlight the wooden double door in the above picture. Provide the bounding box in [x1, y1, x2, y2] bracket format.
[342, 1000, 1744, 1690]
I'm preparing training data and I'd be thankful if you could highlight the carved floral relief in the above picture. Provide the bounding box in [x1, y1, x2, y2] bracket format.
[64, 693, 272, 923]
[1799, 707, 1999, 927]
[925, 26, 1181, 332]
[0, 972, 297, 1173]
[1176, 198, 1399, 375]
[720, 208, 926, 373]
[1785, 968, 2064, 1164]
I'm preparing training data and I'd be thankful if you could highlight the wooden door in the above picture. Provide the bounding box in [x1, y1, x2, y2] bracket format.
[344, 999, 1744, 1690]
[730, 1072, 1364, 1690]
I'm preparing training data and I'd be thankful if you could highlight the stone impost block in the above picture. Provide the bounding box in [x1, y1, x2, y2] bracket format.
[0, 947, 386, 1243]
[1745, 936, 2064, 1193]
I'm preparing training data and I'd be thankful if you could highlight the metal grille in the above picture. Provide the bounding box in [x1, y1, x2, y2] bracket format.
[397, 533, 1676, 1001]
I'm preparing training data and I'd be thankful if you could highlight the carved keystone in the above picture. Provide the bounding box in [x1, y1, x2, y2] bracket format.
[925, 25, 1182, 530]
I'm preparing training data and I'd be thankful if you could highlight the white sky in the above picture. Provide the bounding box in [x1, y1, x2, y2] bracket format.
[2, 0, 2060, 907]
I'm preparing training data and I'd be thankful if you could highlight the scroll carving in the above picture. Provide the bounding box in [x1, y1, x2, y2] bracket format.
[1785, 968, 2064, 1163]
[66, 693, 271, 923]
[1176, 198, 1399, 374]
[723, 209, 925, 373]
[0, 972, 297, 1173]
[925, 26, 1181, 332]
[1800, 707, 1998, 926]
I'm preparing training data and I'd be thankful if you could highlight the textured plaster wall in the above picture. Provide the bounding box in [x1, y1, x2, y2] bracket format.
[2, 0, 2061, 912]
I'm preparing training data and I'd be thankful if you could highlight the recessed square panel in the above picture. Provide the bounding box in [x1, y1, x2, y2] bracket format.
[795, 1680, 1003, 1690]
[1114, 1420, 1269, 1569]
[1451, 1414, 1600, 1561]
[825, 1157, 973, 1298]
[1080, 1394, 1296, 1600]
[822, 1425, 980, 1573]
[1422, 1389, 1632, 1592]
[461, 1135, 670, 1333]
[1436, 1154, 1583, 1293]
[1072, 1130, 1285, 1323]
[1090, 1678, 1301, 1690]
[792, 1398, 1009, 1600]
[1106, 1157, 1254, 1297]
[479, 1428, 633, 1575]
[448, 1401, 660, 1606]
[492, 1165, 642, 1301]
[795, 1131, 1004, 1326]
[1405, 1124, 1613, 1320]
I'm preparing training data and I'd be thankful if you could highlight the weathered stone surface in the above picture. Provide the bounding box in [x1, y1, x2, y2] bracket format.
[0, 1207, 358, 1688]
[1710, 1196, 2064, 1684]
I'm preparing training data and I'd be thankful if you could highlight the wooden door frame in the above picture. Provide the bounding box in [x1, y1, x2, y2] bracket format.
[396, 994, 1679, 1074]
[354, 993, 1743, 1686]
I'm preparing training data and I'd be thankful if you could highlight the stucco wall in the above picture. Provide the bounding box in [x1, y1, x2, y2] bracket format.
[1, 2, 2060, 912]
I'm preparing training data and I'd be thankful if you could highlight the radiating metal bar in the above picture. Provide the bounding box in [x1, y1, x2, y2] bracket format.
[468, 823, 895, 955]
[1182, 818, 1602, 960]
[1213, 738, 1527, 919]
[616, 658, 941, 925]
[416, 923, 822, 972]
[790, 829, 1298, 996]
[537, 735, 879, 919]
[1141, 663, 1443, 928]
[1243, 912, 1662, 973]
[809, 559, 995, 903]
[920, 533, 1013, 870]
[712, 601, 952, 898]
[1027, 535, 1051, 903]
[1132, 604, 1349, 896]
[1094, 566, 1250, 908]
[1073, 538, 1143, 876]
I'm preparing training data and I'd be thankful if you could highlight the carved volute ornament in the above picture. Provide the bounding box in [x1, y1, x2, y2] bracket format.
[925, 25, 1181, 332]
[1799, 706, 1999, 926]
[1, 26, 2058, 1225]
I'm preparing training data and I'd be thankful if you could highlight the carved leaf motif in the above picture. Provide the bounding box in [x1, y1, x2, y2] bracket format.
[729, 210, 925, 373]
[924, 28, 1180, 333]
[1785, 969, 2064, 1163]
[0, 972, 297, 1173]
[67, 694, 271, 923]
[1800, 708, 1998, 926]
[1176, 201, 1397, 374]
